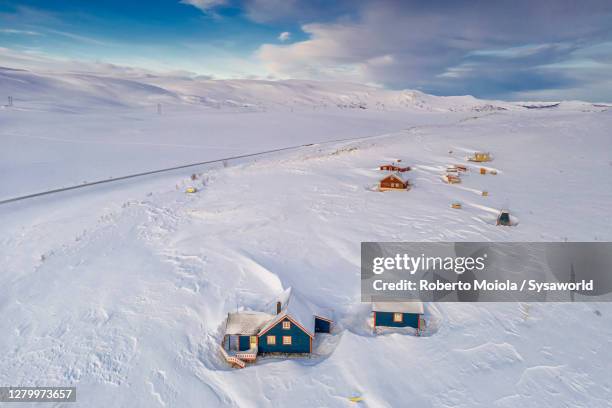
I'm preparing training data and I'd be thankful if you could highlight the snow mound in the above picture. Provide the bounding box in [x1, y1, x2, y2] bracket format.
[454, 342, 523, 372]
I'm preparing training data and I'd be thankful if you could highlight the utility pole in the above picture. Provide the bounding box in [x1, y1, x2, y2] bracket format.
[157, 103, 162, 115]
[8, 96, 13, 107]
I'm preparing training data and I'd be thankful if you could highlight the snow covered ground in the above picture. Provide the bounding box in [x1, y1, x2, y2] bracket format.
[1, 68, 611, 407]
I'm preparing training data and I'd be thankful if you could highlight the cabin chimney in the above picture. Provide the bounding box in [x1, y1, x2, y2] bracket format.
[276, 301, 282, 314]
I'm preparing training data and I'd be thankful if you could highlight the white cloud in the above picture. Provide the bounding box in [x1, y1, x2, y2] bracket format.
[0, 47, 159, 76]
[256, 0, 612, 99]
[257, 20, 398, 83]
[180, 0, 227, 12]
[366, 54, 394, 66]
[0, 28, 40, 36]
[467, 43, 574, 59]
[45, 28, 110, 46]
[278, 31, 290, 42]
[437, 65, 474, 79]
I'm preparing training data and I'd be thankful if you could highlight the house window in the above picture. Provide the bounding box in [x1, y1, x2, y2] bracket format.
[267, 335, 276, 345]
[282, 336, 292, 345]
[393, 313, 403, 322]
[282, 321, 291, 330]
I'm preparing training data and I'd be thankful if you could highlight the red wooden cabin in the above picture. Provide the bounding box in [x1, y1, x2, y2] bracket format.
[380, 164, 411, 172]
[380, 173, 410, 191]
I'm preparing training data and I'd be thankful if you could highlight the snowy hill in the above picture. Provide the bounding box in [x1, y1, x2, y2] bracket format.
[0, 66, 523, 113]
[1, 67, 611, 407]
[0, 67, 179, 111]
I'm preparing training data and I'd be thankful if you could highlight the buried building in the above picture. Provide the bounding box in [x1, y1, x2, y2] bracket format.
[497, 209, 513, 226]
[223, 311, 273, 355]
[379, 173, 410, 191]
[468, 152, 492, 162]
[380, 163, 411, 172]
[372, 301, 425, 332]
[221, 288, 333, 367]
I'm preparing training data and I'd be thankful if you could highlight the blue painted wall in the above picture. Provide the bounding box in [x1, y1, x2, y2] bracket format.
[315, 317, 331, 333]
[239, 335, 251, 351]
[258, 317, 311, 354]
[374, 311, 420, 328]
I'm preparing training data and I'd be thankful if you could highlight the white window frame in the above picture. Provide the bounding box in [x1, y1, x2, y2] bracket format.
[393, 313, 403, 323]
[267, 335, 276, 345]
[282, 336, 292, 345]
[282, 321, 291, 330]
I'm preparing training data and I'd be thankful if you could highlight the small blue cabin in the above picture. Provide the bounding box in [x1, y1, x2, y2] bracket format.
[221, 288, 333, 366]
[372, 301, 424, 330]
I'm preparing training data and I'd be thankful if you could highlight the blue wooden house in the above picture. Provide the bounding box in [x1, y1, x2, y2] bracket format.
[372, 301, 424, 330]
[221, 288, 332, 366]
[257, 288, 332, 354]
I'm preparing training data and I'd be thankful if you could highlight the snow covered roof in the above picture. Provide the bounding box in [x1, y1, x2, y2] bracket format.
[381, 164, 409, 170]
[381, 173, 405, 182]
[372, 301, 424, 314]
[225, 311, 275, 335]
[259, 287, 332, 337]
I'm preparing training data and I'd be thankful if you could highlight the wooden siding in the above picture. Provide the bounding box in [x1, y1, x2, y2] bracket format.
[380, 165, 410, 172]
[258, 317, 311, 354]
[374, 311, 420, 328]
[315, 317, 331, 333]
[238, 335, 251, 351]
[380, 175, 408, 190]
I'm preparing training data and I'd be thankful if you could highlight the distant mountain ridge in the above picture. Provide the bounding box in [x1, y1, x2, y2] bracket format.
[0, 66, 601, 113]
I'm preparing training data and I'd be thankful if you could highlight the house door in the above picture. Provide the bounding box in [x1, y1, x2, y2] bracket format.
[250, 336, 257, 348]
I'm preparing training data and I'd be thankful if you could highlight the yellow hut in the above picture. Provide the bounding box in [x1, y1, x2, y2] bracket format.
[469, 152, 492, 162]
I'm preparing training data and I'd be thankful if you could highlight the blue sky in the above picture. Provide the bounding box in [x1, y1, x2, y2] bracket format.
[1, 0, 611, 101]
